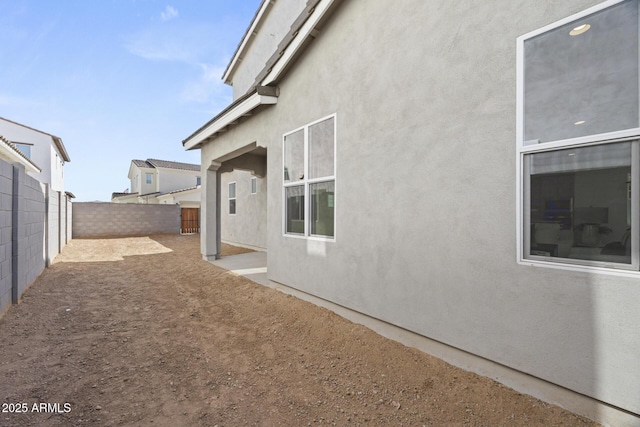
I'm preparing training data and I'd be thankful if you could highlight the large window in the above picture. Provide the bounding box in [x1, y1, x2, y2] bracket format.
[283, 115, 336, 238]
[518, 0, 640, 272]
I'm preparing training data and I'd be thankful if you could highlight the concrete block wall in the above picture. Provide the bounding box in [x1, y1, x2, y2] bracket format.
[0, 160, 47, 316]
[72, 202, 180, 238]
[66, 199, 72, 243]
[0, 157, 72, 317]
[0, 160, 13, 314]
[59, 192, 66, 249]
[47, 185, 60, 264]
[18, 174, 45, 298]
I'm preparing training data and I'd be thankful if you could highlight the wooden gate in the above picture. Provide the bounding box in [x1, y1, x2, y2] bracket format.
[181, 208, 200, 234]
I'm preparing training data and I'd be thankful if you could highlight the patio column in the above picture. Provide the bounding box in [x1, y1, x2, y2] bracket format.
[202, 160, 222, 261]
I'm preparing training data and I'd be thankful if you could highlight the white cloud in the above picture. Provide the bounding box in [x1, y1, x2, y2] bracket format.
[124, 23, 216, 63]
[181, 63, 229, 105]
[160, 6, 178, 22]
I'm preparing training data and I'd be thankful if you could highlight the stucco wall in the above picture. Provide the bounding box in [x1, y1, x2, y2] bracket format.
[200, 0, 640, 419]
[157, 168, 200, 193]
[0, 119, 65, 192]
[231, 0, 307, 99]
[221, 170, 267, 250]
[72, 203, 180, 238]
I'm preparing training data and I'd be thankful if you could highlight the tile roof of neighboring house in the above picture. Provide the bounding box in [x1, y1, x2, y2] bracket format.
[147, 158, 200, 171]
[132, 159, 154, 168]
[0, 116, 70, 162]
[111, 192, 138, 199]
[132, 158, 200, 172]
[0, 134, 42, 173]
[166, 185, 200, 195]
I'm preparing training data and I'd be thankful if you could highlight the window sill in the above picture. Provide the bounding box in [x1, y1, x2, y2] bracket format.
[518, 258, 640, 278]
[283, 233, 335, 243]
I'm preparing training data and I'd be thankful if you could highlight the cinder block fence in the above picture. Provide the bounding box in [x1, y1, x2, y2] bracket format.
[0, 160, 72, 316]
[72, 203, 180, 238]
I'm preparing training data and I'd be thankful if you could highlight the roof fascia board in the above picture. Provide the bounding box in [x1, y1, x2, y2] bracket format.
[222, 0, 273, 85]
[0, 117, 70, 162]
[52, 137, 71, 162]
[261, 0, 336, 86]
[183, 91, 278, 150]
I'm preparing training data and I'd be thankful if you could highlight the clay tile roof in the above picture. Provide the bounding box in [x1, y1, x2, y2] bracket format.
[167, 185, 199, 195]
[111, 192, 138, 198]
[146, 158, 200, 172]
[132, 159, 154, 168]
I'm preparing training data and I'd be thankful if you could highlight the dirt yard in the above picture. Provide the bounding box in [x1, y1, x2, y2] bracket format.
[0, 234, 596, 426]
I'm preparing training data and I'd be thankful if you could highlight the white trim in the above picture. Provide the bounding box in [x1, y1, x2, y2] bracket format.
[515, 0, 640, 275]
[632, 142, 640, 267]
[282, 114, 337, 240]
[250, 176, 257, 194]
[261, 0, 337, 86]
[228, 181, 237, 216]
[222, 0, 274, 85]
[519, 128, 640, 154]
[183, 93, 278, 150]
[517, 0, 624, 42]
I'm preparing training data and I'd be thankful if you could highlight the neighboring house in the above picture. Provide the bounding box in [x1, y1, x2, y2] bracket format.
[183, 0, 640, 425]
[111, 158, 201, 233]
[0, 134, 41, 174]
[0, 116, 70, 192]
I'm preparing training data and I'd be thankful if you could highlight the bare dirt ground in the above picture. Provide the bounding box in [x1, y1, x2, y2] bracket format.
[0, 234, 597, 426]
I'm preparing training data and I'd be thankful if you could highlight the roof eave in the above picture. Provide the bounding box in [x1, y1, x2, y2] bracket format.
[0, 136, 42, 174]
[259, 0, 337, 87]
[222, 0, 273, 85]
[53, 136, 71, 162]
[183, 86, 278, 151]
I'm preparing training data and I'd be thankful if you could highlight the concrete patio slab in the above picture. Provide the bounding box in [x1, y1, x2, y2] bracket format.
[212, 251, 268, 286]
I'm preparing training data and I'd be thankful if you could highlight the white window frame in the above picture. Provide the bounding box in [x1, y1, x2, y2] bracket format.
[146, 173, 153, 184]
[251, 177, 257, 195]
[516, 0, 640, 276]
[282, 113, 337, 240]
[228, 181, 237, 215]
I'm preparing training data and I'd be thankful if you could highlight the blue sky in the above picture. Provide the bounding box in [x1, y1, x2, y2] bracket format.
[0, 0, 261, 201]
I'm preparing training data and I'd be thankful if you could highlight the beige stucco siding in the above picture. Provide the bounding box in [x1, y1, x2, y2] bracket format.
[157, 168, 200, 193]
